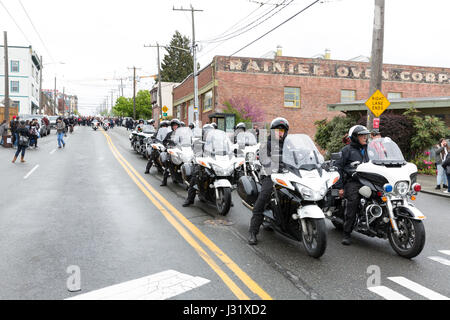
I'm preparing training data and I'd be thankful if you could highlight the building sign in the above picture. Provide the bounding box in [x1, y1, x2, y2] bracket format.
[219, 57, 450, 85]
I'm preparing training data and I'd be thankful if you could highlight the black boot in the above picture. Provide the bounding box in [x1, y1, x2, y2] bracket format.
[435, 185, 441, 190]
[444, 184, 448, 189]
[248, 232, 258, 245]
[182, 198, 194, 207]
[342, 232, 352, 246]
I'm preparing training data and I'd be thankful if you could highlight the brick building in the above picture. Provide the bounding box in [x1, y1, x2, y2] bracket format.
[172, 54, 450, 137]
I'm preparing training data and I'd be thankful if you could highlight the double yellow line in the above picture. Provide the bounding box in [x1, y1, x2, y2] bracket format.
[101, 130, 272, 300]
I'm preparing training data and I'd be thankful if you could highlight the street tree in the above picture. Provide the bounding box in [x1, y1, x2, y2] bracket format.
[160, 31, 193, 83]
[112, 90, 152, 119]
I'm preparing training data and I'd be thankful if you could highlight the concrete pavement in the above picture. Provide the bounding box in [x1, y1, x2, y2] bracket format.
[417, 174, 450, 198]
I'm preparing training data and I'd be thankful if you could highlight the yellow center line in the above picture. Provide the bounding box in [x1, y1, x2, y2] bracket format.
[102, 130, 250, 300]
[103, 130, 273, 300]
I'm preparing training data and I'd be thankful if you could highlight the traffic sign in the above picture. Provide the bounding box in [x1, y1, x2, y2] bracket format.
[365, 90, 390, 117]
[373, 118, 380, 129]
[162, 106, 168, 113]
[163, 113, 167, 117]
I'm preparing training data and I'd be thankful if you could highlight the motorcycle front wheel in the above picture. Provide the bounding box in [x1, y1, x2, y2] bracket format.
[301, 218, 327, 258]
[388, 217, 425, 259]
[216, 187, 231, 216]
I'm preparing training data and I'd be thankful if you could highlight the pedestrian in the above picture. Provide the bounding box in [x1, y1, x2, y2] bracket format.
[56, 118, 66, 149]
[0, 120, 7, 146]
[434, 138, 448, 190]
[10, 116, 19, 148]
[12, 120, 29, 163]
[29, 119, 39, 149]
[441, 148, 450, 194]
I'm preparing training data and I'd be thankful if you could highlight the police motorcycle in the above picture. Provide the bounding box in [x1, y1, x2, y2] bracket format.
[91, 120, 100, 131]
[233, 131, 261, 183]
[136, 125, 156, 157]
[323, 137, 426, 258]
[148, 126, 172, 174]
[194, 129, 245, 216]
[162, 127, 196, 185]
[102, 121, 110, 131]
[238, 134, 338, 258]
[129, 124, 144, 151]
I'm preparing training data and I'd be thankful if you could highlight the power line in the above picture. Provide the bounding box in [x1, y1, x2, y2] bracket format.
[199, 1, 267, 43]
[200, 0, 289, 44]
[0, 0, 32, 45]
[230, 0, 321, 56]
[18, 0, 56, 63]
[198, 0, 293, 59]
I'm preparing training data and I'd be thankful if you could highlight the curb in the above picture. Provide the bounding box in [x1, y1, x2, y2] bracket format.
[420, 190, 450, 199]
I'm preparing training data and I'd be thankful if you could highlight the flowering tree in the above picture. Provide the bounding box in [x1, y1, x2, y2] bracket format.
[222, 96, 264, 124]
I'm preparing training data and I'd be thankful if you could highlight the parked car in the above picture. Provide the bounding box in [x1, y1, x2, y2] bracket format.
[48, 116, 59, 130]
[34, 115, 51, 136]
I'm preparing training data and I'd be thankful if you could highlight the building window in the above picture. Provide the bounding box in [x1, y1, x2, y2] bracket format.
[10, 81, 19, 93]
[387, 92, 402, 100]
[341, 89, 356, 102]
[284, 87, 300, 108]
[11, 60, 20, 72]
[203, 91, 213, 112]
[12, 100, 20, 108]
[176, 106, 181, 119]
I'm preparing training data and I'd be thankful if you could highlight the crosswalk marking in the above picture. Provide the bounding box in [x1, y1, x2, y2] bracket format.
[368, 286, 410, 300]
[439, 250, 450, 256]
[428, 256, 450, 266]
[66, 270, 210, 300]
[388, 277, 449, 300]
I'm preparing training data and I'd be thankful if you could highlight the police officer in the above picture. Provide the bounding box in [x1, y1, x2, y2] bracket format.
[182, 124, 215, 207]
[144, 120, 170, 174]
[334, 125, 371, 245]
[188, 122, 195, 130]
[248, 117, 289, 245]
[160, 119, 181, 186]
[233, 122, 246, 143]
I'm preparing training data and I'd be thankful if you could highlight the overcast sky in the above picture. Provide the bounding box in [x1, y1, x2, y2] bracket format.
[1, 0, 449, 115]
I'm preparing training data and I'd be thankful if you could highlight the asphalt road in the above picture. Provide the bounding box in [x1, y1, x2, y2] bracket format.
[0, 125, 448, 300]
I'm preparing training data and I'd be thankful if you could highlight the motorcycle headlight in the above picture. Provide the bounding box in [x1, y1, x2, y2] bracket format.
[395, 181, 409, 196]
[296, 184, 326, 201]
[213, 164, 234, 176]
[246, 152, 256, 162]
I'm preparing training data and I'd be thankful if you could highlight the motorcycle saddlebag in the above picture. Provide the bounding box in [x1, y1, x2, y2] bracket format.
[237, 176, 260, 207]
[181, 163, 193, 181]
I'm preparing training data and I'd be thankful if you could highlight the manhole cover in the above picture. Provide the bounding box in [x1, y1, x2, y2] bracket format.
[204, 219, 234, 226]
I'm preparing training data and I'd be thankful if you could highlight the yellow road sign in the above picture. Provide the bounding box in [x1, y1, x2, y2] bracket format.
[162, 106, 168, 113]
[365, 90, 390, 117]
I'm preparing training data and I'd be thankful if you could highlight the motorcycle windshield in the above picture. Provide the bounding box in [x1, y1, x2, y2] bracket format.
[367, 137, 405, 162]
[171, 127, 193, 147]
[282, 134, 323, 169]
[236, 132, 257, 148]
[142, 125, 155, 134]
[203, 130, 233, 158]
[156, 127, 171, 142]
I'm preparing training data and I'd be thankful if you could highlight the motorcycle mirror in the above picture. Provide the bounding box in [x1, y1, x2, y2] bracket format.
[350, 161, 361, 168]
[330, 152, 342, 161]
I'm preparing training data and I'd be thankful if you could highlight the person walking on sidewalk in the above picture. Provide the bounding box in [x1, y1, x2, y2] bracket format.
[434, 138, 448, 190]
[12, 121, 30, 163]
[56, 118, 66, 149]
[441, 150, 450, 194]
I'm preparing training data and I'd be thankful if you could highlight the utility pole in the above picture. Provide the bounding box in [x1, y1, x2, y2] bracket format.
[367, 0, 385, 131]
[3, 31, 10, 127]
[39, 56, 43, 115]
[144, 43, 164, 121]
[173, 5, 203, 126]
[127, 66, 141, 120]
[120, 78, 124, 96]
[62, 87, 65, 116]
[54, 77, 57, 115]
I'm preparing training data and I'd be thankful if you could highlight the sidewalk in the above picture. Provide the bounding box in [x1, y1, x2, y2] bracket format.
[417, 174, 450, 199]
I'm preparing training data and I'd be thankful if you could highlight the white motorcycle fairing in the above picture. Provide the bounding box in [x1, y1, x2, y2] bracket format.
[298, 205, 325, 219]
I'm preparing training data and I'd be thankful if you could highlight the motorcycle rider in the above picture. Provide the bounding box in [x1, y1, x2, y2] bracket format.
[160, 119, 181, 186]
[189, 122, 195, 130]
[233, 122, 246, 144]
[248, 117, 289, 245]
[144, 121, 170, 174]
[182, 123, 215, 207]
[335, 125, 371, 246]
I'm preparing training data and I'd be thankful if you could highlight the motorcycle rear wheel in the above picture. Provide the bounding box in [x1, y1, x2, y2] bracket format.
[388, 217, 425, 259]
[301, 218, 327, 258]
[216, 187, 232, 216]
